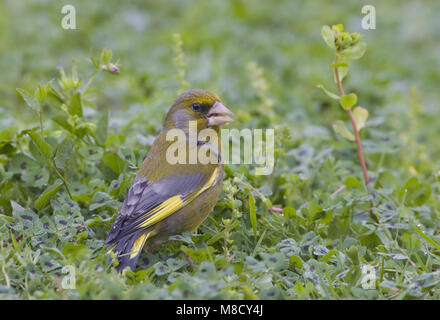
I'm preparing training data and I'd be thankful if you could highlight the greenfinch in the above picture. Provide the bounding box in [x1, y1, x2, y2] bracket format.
[105, 89, 233, 271]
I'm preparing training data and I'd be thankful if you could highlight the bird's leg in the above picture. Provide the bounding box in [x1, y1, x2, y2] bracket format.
[184, 252, 194, 270]
[144, 244, 153, 254]
[180, 243, 195, 270]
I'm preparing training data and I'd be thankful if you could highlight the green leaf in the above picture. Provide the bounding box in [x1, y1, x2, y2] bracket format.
[48, 87, 64, 103]
[52, 114, 74, 133]
[29, 139, 47, 164]
[342, 42, 367, 60]
[0, 127, 17, 155]
[340, 93, 357, 110]
[103, 152, 126, 175]
[410, 223, 440, 253]
[0, 141, 16, 155]
[399, 177, 431, 206]
[91, 56, 100, 69]
[117, 147, 136, 166]
[333, 56, 349, 82]
[345, 176, 361, 188]
[62, 243, 89, 259]
[353, 106, 368, 131]
[79, 145, 104, 161]
[35, 84, 47, 105]
[28, 131, 53, 160]
[16, 88, 40, 111]
[90, 191, 114, 210]
[10, 200, 25, 214]
[321, 25, 335, 49]
[69, 92, 83, 117]
[289, 255, 303, 269]
[332, 120, 355, 141]
[345, 246, 359, 265]
[101, 48, 112, 64]
[169, 231, 194, 244]
[319, 249, 336, 263]
[207, 230, 225, 245]
[54, 139, 75, 170]
[332, 24, 344, 32]
[316, 84, 340, 100]
[328, 63, 348, 68]
[180, 245, 215, 263]
[248, 191, 257, 237]
[35, 179, 64, 210]
[375, 170, 397, 190]
[96, 109, 108, 146]
[0, 126, 16, 140]
[22, 168, 49, 187]
[283, 206, 296, 219]
[243, 286, 260, 300]
[9, 153, 40, 173]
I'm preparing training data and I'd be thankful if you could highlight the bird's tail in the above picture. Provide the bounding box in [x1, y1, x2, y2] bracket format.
[106, 231, 151, 271]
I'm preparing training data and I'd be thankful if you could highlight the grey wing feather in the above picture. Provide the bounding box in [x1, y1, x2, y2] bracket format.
[105, 173, 208, 245]
[122, 177, 149, 216]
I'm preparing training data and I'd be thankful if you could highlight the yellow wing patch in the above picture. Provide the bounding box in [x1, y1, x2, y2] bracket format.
[130, 232, 151, 258]
[137, 167, 219, 229]
[107, 244, 116, 255]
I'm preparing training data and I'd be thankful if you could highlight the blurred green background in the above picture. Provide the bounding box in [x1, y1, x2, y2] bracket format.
[2, 0, 440, 120]
[2, 0, 440, 162]
[2, 0, 439, 160]
[1, 0, 440, 300]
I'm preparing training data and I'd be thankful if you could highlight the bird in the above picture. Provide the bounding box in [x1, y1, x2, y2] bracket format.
[105, 89, 233, 271]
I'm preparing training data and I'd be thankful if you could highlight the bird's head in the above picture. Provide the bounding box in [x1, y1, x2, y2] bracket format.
[164, 89, 233, 132]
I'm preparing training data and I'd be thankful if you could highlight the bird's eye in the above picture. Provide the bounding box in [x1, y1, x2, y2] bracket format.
[192, 103, 201, 111]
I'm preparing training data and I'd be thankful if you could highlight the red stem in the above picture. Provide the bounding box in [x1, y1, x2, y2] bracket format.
[269, 206, 283, 214]
[347, 109, 370, 186]
[334, 56, 370, 188]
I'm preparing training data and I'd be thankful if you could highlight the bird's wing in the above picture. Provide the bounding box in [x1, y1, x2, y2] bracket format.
[105, 165, 219, 245]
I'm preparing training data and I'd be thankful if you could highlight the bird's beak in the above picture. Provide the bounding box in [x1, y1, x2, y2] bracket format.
[207, 101, 234, 127]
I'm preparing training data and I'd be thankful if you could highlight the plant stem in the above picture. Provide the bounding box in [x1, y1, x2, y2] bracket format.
[49, 161, 73, 199]
[333, 56, 370, 188]
[1, 264, 10, 287]
[334, 56, 377, 223]
[83, 69, 101, 94]
[347, 109, 370, 186]
[39, 110, 44, 135]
